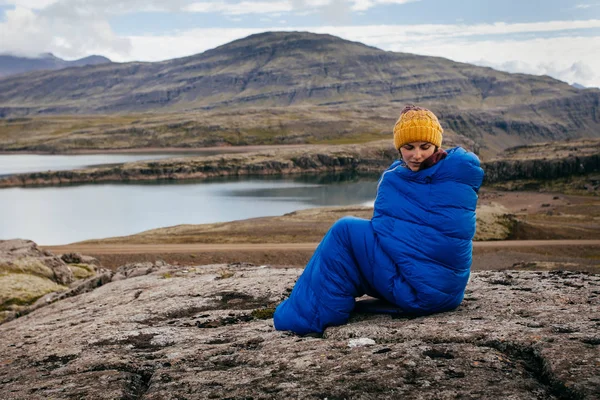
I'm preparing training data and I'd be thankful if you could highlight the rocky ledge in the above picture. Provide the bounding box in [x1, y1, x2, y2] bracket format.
[0, 139, 598, 190]
[0, 142, 399, 188]
[484, 139, 600, 185]
[0, 240, 111, 324]
[1, 262, 598, 399]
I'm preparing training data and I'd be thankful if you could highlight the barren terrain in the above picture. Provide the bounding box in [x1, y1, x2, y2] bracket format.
[2, 30, 599, 398]
[1, 262, 599, 399]
[41, 189, 600, 272]
[2, 32, 599, 160]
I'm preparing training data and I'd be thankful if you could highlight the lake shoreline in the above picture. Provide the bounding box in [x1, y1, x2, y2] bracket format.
[0, 142, 398, 188]
[1, 138, 598, 189]
[0, 177, 380, 246]
[0, 143, 321, 156]
[41, 189, 600, 270]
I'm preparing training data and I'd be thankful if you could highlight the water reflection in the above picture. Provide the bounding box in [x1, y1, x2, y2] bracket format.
[0, 173, 379, 245]
[226, 180, 377, 206]
[0, 151, 242, 176]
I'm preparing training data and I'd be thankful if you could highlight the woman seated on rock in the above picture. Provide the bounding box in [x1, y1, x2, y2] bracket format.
[273, 105, 485, 335]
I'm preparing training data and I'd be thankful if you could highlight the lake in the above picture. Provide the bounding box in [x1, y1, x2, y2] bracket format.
[0, 152, 242, 177]
[0, 174, 378, 245]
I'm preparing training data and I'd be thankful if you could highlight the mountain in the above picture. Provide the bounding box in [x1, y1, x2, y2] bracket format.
[0, 53, 111, 78]
[0, 31, 599, 156]
[572, 82, 587, 89]
[0, 32, 585, 114]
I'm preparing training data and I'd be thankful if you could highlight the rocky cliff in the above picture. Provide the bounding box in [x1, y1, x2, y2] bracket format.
[1, 139, 598, 190]
[483, 139, 600, 196]
[0, 142, 399, 188]
[0, 260, 598, 399]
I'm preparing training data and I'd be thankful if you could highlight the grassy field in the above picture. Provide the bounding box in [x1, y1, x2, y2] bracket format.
[0, 106, 481, 156]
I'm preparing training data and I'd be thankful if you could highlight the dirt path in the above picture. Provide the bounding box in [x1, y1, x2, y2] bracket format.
[41, 240, 600, 272]
[43, 240, 600, 255]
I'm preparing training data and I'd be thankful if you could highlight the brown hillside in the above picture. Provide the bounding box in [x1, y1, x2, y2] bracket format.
[0, 31, 599, 156]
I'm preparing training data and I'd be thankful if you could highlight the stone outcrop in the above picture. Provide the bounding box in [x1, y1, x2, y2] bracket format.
[1, 138, 599, 189]
[0, 240, 108, 324]
[0, 142, 400, 188]
[484, 154, 600, 184]
[484, 139, 600, 185]
[0, 262, 598, 399]
[0, 239, 73, 284]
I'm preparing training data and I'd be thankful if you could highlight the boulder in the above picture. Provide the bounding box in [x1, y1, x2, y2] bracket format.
[111, 260, 167, 281]
[0, 239, 73, 285]
[0, 264, 597, 399]
[0, 240, 107, 324]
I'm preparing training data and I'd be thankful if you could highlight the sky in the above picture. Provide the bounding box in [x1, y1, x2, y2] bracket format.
[1, 0, 600, 87]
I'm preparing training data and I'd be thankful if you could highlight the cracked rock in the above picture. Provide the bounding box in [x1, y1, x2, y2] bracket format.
[0, 265, 598, 399]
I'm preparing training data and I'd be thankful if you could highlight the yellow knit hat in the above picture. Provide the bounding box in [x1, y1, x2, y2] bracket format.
[393, 105, 443, 149]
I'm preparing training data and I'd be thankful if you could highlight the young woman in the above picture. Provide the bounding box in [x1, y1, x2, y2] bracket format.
[273, 105, 485, 335]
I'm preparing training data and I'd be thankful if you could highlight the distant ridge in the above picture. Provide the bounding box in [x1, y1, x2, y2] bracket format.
[0, 53, 111, 78]
[0, 31, 590, 113]
[0, 31, 598, 156]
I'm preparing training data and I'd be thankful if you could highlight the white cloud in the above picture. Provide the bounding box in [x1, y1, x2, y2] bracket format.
[0, 0, 58, 8]
[351, 0, 419, 12]
[0, 5, 131, 58]
[0, 0, 420, 14]
[118, 28, 261, 62]
[186, 1, 294, 15]
[113, 23, 600, 88]
[319, 25, 600, 88]
[481, 60, 595, 87]
[323, 19, 600, 44]
[184, 0, 416, 16]
[388, 35, 600, 88]
[0, 1, 191, 58]
[576, 2, 600, 9]
[1, 0, 189, 15]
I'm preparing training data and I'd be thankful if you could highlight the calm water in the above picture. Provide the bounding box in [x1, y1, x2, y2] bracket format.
[0, 152, 235, 177]
[0, 174, 378, 245]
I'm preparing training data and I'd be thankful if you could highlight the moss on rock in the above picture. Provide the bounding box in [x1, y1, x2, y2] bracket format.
[251, 307, 275, 320]
[0, 273, 67, 312]
[68, 264, 96, 280]
[0, 259, 56, 280]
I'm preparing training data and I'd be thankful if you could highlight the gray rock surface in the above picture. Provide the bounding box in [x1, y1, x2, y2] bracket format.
[0, 239, 74, 285]
[0, 240, 109, 324]
[0, 263, 598, 399]
[111, 260, 168, 281]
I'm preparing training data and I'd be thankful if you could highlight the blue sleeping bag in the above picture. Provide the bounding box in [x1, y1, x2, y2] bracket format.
[273, 147, 485, 335]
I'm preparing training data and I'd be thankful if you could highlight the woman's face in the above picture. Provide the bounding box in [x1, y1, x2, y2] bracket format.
[399, 141, 436, 171]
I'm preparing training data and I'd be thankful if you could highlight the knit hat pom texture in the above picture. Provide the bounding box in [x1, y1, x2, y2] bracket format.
[393, 106, 443, 149]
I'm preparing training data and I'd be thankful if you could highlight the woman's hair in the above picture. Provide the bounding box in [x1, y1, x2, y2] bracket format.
[398, 145, 440, 158]
[400, 104, 426, 115]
